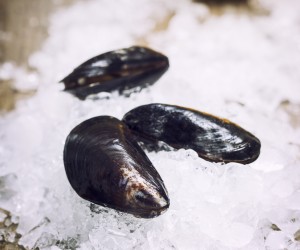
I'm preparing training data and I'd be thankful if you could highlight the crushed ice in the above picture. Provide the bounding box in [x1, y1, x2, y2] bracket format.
[1, 0, 300, 249]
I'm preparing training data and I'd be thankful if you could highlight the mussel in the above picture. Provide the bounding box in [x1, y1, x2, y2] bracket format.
[122, 104, 261, 164]
[61, 46, 169, 100]
[63, 116, 169, 218]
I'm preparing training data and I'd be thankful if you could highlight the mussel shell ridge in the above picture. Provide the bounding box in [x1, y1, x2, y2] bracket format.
[63, 116, 169, 218]
[61, 46, 169, 99]
[122, 104, 261, 164]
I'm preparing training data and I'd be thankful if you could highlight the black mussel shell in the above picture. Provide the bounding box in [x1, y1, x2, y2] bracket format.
[122, 104, 261, 164]
[63, 116, 169, 218]
[61, 46, 169, 100]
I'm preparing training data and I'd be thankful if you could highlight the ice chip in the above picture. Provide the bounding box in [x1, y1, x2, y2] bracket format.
[265, 231, 289, 250]
[271, 179, 294, 198]
[219, 222, 254, 248]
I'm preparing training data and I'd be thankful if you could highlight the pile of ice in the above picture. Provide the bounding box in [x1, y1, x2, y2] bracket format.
[1, 0, 300, 249]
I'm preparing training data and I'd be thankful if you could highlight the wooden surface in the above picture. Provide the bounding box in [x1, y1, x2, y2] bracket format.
[0, 0, 79, 66]
[0, 0, 79, 112]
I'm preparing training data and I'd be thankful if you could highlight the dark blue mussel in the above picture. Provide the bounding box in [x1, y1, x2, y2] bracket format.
[61, 46, 169, 100]
[122, 104, 261, 164]
[63, 116, 169, 218]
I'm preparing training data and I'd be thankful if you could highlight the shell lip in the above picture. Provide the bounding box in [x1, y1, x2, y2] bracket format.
[86, 198, 170, 219]
[130, 202, 170, 219]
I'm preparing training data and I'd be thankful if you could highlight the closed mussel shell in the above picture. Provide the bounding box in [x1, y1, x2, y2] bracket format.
[122, 104, 261, 164]
[61, 46, 169, 99]
[63, 116, 169, 218]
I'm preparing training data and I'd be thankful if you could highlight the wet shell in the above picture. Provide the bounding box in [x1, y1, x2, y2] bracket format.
[61, 46, 169, 100]
[122, 104, 261, 164]
[63, 116, 169, 218]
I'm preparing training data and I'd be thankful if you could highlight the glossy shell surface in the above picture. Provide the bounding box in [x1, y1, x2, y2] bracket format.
[61, 46, 169, 99]
[122, 104, 261, 164]
[63, 116, 169, 218]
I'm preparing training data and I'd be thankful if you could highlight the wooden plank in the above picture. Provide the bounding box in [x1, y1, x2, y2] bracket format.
[0, 0, 79, 112]
[0, 0, 79, 66]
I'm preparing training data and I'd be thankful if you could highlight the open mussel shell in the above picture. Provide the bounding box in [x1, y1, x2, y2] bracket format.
[63, 116, 169, 218]
[60, 46, 169, 100]
[122, 104, 261, 164]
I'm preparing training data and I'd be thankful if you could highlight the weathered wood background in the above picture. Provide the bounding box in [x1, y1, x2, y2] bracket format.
[0, 0, 79, 113]
[0, 0, 80, 66]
